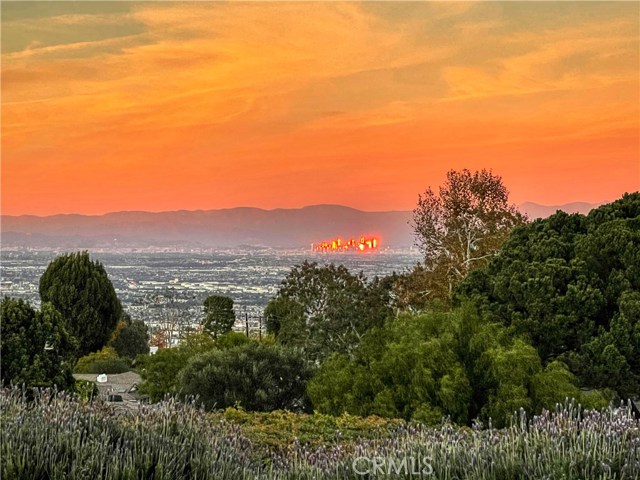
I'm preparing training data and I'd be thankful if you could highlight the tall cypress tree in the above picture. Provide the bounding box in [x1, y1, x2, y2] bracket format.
[39, 251, 123, 357]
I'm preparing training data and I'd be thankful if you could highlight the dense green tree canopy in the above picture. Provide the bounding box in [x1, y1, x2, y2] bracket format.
[202, 295, 236, 338]
[307, 307, 603, 427]
[111, 319, 150, 359]
[457, 193, 640, 397]
[75, 346, 130, 374]
[39, 251, 123, 357]
[1, 298, 76, 389]
[137, 332, 217, 402]
[178, 342, 311, 412]
[265, 261, 393, 362]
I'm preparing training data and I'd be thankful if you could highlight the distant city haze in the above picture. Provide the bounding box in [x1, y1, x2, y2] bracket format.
[2, 2, 638, 216]
[1, 202, 602, 250]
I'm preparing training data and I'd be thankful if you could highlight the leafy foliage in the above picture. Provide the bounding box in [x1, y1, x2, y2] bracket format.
[111, 319, 150, 359]
[213, 330, 252, 349]
[1, 298, 76, 389]
[202, 295, 235, 338]
[308, 307, 605, 427]
[39, 251, 123, 356]
[178, 342, 312, 412]
[137, 332, 217, 402]
[408, 169, 526, 306]
[74, 346, 130, 374]
[220, 407, 402, 457]
[457, 193, 640, 397]
[73, 380, 100, 401]
[265, 261, 393, 362]
[137, 348, 191, 402]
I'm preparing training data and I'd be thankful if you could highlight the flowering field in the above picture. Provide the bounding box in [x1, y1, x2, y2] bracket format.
[2, 389, 639, 479]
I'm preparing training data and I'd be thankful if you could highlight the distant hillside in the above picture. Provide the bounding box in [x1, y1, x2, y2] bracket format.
[519, 201, 602, 219]
[0, 205, 414, 249]
[0, 202, 605, 250]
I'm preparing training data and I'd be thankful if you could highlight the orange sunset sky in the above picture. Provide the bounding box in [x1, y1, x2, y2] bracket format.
[2, 1, 639, 216]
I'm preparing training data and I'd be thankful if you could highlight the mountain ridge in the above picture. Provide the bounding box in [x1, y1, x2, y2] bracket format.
[1, 202, 603, 249]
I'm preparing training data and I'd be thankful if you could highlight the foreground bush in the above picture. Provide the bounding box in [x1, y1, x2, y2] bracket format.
[309, 307, 610, 427]
[74, 346, 130, 374]
[275, 401, 640, 479]
[179, 342, 312, 412]
[219, 407, 403, 456]
[136, 332, 242, 402]
[2, 389, 638, 479]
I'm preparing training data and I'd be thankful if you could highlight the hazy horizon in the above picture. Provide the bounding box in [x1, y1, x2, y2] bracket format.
[0, 198, 612, 219]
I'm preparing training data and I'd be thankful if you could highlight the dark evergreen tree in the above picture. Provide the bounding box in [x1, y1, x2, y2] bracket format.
[111, 319, 150, 359]
[39, 251, 123, 357]
[457, 193, 640, 397]
[1, 298, 77, 389]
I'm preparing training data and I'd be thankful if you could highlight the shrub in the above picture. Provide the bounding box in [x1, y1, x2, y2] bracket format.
[219, 407, 403, 456]
[73, 380, 99, 401]
[1, 388, 256, 479]
[178, 342, 312, 412]
[136, 332, 217, 402]
[136, 347, 191, 402]
[308, 307, 607, 427]
[74, 347, 129, 374]
[214, 331, 251, 349]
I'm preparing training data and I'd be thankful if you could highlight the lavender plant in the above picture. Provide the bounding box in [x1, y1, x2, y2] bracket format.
[1, 388, 258, 479]
[279, 400, 640, 479]
[2, 390, 638, 479]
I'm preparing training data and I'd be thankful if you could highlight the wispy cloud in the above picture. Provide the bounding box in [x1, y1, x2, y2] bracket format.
[2, 2, 638, 215]
[3, 34, 145, 61]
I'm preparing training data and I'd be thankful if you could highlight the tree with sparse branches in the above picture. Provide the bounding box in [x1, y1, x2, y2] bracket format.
[411, 169, 526, 300]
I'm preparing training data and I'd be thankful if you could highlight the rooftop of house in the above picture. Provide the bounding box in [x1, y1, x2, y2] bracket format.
[74, 371, 144, 409]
